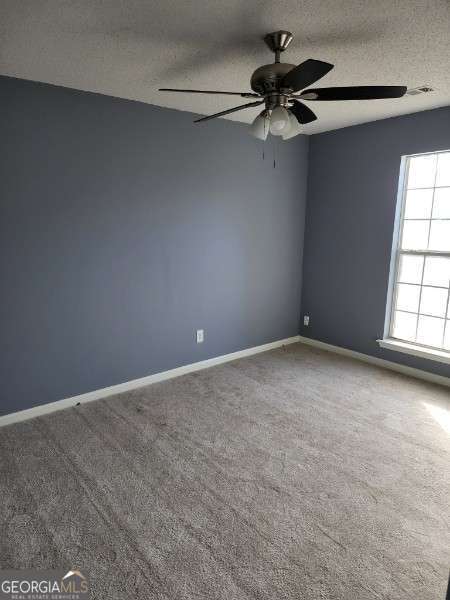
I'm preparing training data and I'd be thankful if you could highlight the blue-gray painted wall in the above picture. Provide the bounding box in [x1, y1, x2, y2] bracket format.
[300, 106, 450, 378]
[0, 75, 309, 415]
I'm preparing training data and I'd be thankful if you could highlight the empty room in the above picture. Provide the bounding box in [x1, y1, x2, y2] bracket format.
[1, 1, 449, 599]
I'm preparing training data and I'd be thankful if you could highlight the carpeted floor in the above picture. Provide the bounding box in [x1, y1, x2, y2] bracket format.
[1, 343, 449, 599]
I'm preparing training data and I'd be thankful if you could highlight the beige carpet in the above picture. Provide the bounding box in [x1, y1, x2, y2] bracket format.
[1, 343, 449, 599]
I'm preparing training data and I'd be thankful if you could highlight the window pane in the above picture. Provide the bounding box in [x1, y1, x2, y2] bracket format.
[407, 154, 436, 188]
[428, 220, 450, 251]
[416, 315, 444, 347]
[444, 322, 450, 350]
[404, 188, 433, 219]
[392, 311, 417, 341]
[432, 187, 450, 218]
[423, 256, 450, 287]
[396, 283, 420, 312]
[401, 220, 429, 250]
[436, 152, 450, 187]
[398, 254, 424, 284]
[420, 286, 448, 317]
[390, 152, 450, 352]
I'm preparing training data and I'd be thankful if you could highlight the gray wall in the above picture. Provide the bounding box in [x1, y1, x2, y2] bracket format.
[0, 75, 309, 415]
[300, 106, 450, 378]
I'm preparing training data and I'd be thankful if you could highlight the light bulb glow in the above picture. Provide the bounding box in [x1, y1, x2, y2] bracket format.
[269, 106, 291, 136]
[249, 112, 269, 140]
[282, 111, 302, 140]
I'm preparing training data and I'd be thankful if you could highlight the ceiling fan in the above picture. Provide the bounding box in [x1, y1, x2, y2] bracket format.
[159, 31, 407, 140]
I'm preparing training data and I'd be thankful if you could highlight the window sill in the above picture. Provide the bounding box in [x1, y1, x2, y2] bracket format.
[377, 338, 450, 365]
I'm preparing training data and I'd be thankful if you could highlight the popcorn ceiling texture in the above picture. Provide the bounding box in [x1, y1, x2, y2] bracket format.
[0, 0, 449, 134]
[1, 343, 449, 599]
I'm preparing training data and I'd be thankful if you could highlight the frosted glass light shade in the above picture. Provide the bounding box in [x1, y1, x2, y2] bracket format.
[282, 112, 302, 139]
[269, 106, 291, 136]
[249, 112, 269, 140]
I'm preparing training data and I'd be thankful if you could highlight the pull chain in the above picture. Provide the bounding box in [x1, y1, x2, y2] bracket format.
[262, 117, 268, 161]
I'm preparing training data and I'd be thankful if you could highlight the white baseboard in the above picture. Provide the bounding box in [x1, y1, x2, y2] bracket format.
[298, 335, 450, 389]
[0, 336, 300, 428]
[3, 333, 447, 428]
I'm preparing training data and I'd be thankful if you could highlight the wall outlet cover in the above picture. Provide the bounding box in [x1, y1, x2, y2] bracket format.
[303, 315, 310, 326]
[196, 329, 204, 343]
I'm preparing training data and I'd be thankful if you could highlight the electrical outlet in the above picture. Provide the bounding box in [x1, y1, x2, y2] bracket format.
[196, 329, 204, 344]
[303, 315, 310, 326]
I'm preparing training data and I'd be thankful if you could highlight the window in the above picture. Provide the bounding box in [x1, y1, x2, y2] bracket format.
[382, 151, 450, 362]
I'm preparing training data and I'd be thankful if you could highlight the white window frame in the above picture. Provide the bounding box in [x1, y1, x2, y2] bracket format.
[378, 150, 450, 365]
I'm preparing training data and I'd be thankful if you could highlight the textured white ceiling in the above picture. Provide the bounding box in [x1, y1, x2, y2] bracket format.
[1, 1, 449, 134]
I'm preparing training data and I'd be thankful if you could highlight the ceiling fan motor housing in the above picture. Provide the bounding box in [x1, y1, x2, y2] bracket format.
[250, 63, 296, 96]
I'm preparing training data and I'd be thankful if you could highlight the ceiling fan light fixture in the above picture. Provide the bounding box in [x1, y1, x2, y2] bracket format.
[282, 111, 302, 139]
[269, 106, 291, 136]
[250, 111, 270, 140]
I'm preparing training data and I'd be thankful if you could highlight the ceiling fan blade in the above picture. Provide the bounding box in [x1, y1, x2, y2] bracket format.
[290, 100, 317, 124]
[159, 88, 259, 98]
[299, 85, 407, 101]
[194, 100, 264, 123]
[282, 59, 334, 92]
